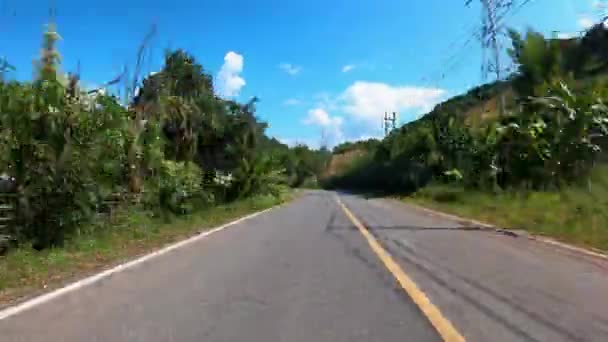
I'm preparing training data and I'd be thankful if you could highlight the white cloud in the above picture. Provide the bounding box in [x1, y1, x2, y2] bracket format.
[216, 51, 246, 97]
[277, 137, 294, 146]
[283, 98, 301, 106]
[313, 92, 339, 111]
[279, 63, 302, 76]
[277, 137, 298, 147]
[356, 134, 382, 141]
[290, 82, 445, 148]
[303, 108, 344, 146]
[557, 32, 577, 39]
[339, 81, 446, 123]
[579, 16, 595, 29]
[277, 137, 320, 149]
[342, 64, 356, 73]
[304, 108, 342, 127]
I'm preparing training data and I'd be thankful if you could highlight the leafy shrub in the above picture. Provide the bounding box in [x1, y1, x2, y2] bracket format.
[150, 160, 212, 216]
[415, 185, 465, 203]
[0, 24, 305, 253]
[0, 80, 129, 248]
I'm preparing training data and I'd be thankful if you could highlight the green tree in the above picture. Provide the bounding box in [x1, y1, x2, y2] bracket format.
[0, 57, 15, 82]
[507, 29, 564, 98]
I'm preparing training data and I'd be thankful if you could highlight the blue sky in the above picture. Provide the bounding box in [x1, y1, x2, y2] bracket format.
[0, 0, 605, 147]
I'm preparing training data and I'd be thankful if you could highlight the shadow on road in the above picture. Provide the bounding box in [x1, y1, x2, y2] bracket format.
[326, 191, 601, 341]
[322, 208, 414, 295]
[327, 224, 483, 232]
[383, 238, 586, 342]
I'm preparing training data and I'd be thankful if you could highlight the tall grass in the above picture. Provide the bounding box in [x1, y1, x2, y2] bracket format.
[409, 166, 608, 251]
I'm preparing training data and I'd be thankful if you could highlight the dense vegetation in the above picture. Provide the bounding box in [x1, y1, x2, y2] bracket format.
[0, 24, 328, 253]
[332, 139, 381, 155]
[323, 24, 608, 195]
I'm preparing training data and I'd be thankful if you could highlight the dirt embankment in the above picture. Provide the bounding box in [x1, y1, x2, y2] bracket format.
[322, 149, 368, 179]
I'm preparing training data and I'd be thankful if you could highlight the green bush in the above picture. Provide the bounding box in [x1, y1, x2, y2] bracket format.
[415, 185, 465, 203]
[151, 160, 213, 216]
[0, 79, 130, 248]
[0, 23, 308, 253]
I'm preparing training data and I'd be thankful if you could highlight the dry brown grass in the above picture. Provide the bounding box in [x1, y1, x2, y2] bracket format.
[323, 149, 369, 178]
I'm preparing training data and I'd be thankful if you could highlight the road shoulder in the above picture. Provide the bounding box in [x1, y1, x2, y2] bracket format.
[399, 198, 608, 262]
[0, 196, 289, 314]
[339, 193, 608, 342]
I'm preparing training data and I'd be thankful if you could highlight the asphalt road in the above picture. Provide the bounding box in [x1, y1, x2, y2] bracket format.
[1, 190, 608, 341]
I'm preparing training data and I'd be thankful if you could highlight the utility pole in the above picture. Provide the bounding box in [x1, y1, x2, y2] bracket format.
[319, 127, 329, 150]
[382, 112, 397, 137]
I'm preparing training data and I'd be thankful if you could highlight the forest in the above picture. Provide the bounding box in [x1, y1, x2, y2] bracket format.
[0, 23, 329, 254]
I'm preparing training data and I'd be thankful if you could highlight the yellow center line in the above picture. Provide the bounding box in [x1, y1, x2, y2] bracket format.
[336, 197, 465, 342]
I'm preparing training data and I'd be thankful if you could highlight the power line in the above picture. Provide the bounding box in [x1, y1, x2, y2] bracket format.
[495, 0, 535, 26]
[421, 28, 480, 87]
[419, 0, 536, 91]
[436, 21, 481, 59]
[421, 4, 503, 87]
[450, 0, 532, 78]
[417, 13, 484, 86]
[479, 0, 512, 116]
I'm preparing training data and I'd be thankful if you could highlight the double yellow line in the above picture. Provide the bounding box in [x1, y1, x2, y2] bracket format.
[336, 198, 465, 342]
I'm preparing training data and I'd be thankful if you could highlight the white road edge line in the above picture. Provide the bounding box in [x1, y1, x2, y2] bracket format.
[0, 206, 276, 321]
[404, 202, 608, 260]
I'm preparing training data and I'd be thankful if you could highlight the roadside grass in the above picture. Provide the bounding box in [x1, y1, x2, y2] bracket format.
[406, 168, 608, 252]
[299, 178, 322, 189]
[0, 192, 291, 307]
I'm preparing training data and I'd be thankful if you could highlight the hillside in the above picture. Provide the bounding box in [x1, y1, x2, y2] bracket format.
[427, 24, 608, 129]
[323, 148, 367, 178]
[327, 24, 608, 163]
[322, 139, 381, 180]
[323, 24, 608, 192]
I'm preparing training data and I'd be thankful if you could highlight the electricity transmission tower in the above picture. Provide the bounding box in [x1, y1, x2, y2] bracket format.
[382, 112, 397, 137]
[467, 0, 516, 117]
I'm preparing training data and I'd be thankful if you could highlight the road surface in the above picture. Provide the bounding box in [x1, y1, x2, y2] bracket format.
[1, 190, 607, 341]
